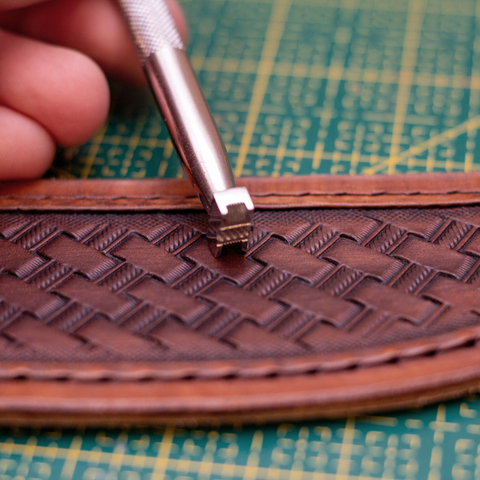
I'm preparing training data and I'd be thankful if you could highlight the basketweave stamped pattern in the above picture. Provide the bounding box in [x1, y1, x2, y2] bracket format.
[1, 206, 480, 379]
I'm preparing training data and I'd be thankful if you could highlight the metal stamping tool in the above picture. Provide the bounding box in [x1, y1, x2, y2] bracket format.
[118, 0, 254, 257]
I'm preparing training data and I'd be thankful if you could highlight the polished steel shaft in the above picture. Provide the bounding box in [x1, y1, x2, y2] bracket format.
[118, 0, 254, 256]
[144, 47, 235, 208]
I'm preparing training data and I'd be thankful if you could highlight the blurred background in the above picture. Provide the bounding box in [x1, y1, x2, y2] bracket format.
[52, 0, 480, 180]
[4, 0, 480, 478]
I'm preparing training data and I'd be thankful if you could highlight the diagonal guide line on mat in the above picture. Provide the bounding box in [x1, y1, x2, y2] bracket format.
[387, 0, 424, 175]
[363, 116, 480, 175]
[60, 436, 82, 480]
[234, 0, 291, 177]
[81, 123, 108, 180]
[335, 417, 357, 480]
[151, 427, 175, 479]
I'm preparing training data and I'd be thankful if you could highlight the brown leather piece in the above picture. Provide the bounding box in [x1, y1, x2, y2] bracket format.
[2, 172, 480, 209]
[1, 172, 480, 426]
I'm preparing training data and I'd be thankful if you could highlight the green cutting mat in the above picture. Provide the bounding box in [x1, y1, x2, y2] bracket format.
[52, 0, 480, 180]
[1, 400, 480, 480]
[6, 0, 480, 478]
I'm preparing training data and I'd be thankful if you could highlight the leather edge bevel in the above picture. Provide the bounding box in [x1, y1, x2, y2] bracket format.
[1, 172, 480, 210]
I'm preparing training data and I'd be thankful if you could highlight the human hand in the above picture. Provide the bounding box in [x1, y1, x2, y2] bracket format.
[0, 0, 186, 179]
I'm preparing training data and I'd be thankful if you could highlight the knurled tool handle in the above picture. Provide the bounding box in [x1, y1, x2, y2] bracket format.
[117, 0, 236, 210]
[117, 0, 184, 61]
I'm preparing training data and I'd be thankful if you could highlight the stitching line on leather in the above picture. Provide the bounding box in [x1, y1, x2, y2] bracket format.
[2, 190, 480, 201]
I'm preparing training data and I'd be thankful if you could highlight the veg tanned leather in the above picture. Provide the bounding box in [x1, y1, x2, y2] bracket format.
[1, 172, 480, 426]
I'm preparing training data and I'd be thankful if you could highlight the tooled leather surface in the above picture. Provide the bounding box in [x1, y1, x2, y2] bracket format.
[1, 202, 480, 381]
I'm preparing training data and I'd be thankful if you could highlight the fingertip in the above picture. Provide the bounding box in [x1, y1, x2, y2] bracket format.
[0, 29, 110, 147]
[3, 0, 188, 85]
[166, 0, 189, 45]
[53, 48, 111, 146]
[14, 0, 145, 85]
[0, 106, 55, 179]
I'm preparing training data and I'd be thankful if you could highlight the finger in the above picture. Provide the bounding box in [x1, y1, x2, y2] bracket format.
[166, 0, 188, 44]
[0, 0, 188, 85]
[0, 105, 55, 179]
[0, 28, 110, 147]
[0, 0, 46, 10]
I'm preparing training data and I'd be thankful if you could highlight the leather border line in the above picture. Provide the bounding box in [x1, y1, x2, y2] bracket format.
[0, 341, 480, 426]
[1, 172, 480, 210]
